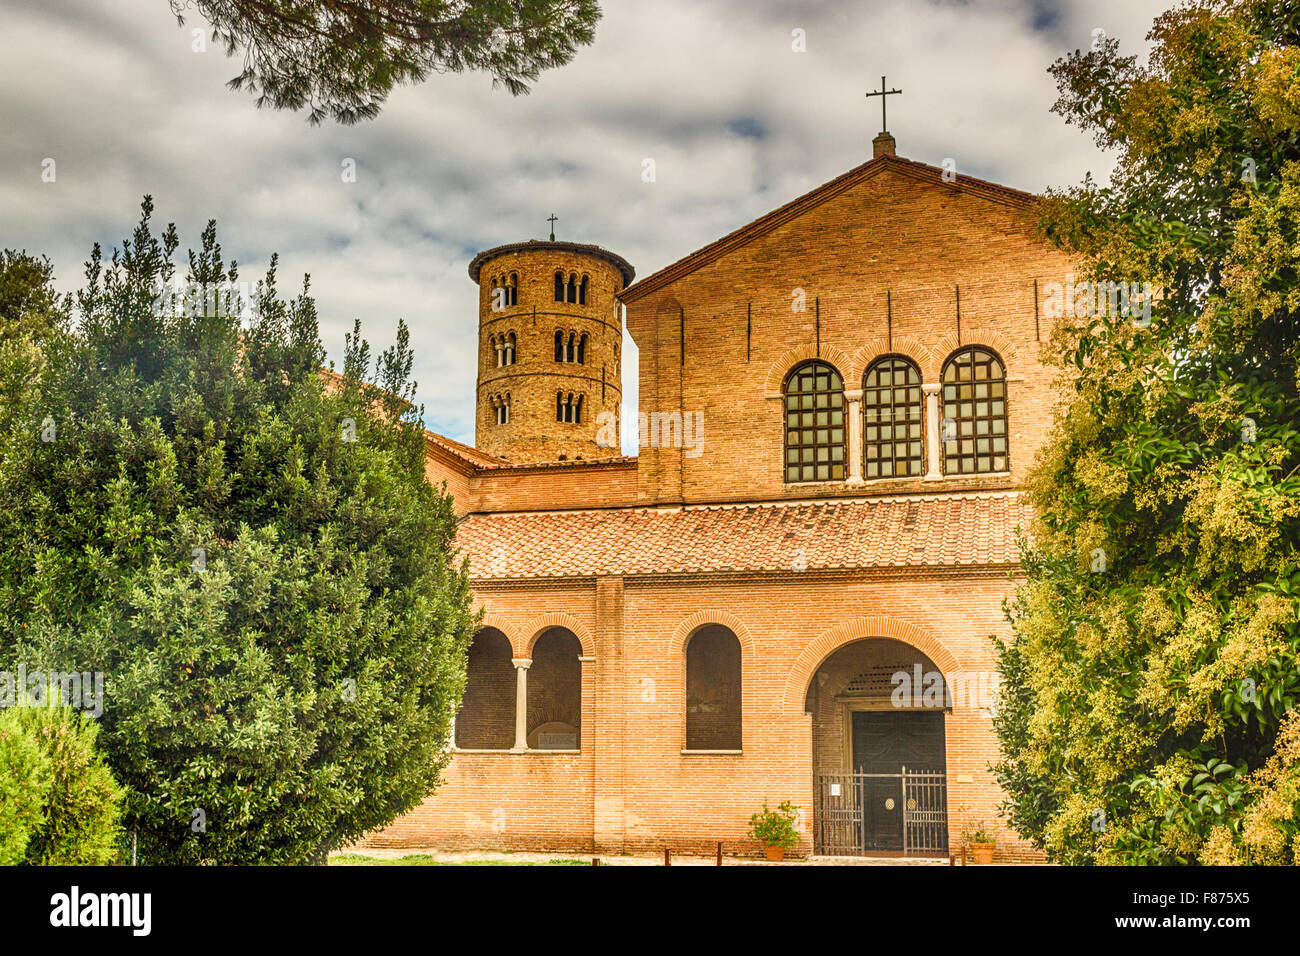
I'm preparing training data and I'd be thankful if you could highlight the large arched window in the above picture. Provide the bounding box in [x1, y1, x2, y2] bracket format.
[784, 361, 846, 483]
[528, 628, 582, 749]
[941, 346, 1008, 474]
[685, 625, 742, 751]
[862, 356, 923, 478]
[455, 628, 515, 750]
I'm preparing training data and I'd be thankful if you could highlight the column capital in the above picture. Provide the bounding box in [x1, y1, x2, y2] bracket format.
[844, 388, 864, 403]
[512, 658, 532, 670]
[578, 656, 597, 664]
[921, 381, 942, 396]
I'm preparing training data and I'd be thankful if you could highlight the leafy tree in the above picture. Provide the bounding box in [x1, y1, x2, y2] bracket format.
[0, 249, 63, 346]
[172, 0, 602, 124]
[995, 0, 1300, 865]
[0, 710, 53, 865]
[1, 705, 125, 865]
[0, 197, 477, 864]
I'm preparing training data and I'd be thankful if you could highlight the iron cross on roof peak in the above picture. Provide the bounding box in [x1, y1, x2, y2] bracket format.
[547, 214, 558, 241]
[865, 75, 902, 134]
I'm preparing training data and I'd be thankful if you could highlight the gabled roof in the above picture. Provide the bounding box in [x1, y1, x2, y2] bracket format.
[424, 429, 509, 469]
[618, 153, 1040, 304]
[456, 491, 1030, 580]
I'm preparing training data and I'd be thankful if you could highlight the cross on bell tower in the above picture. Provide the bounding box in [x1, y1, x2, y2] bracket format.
[547, 214, 558, 241]
[865, 75, 902, 159]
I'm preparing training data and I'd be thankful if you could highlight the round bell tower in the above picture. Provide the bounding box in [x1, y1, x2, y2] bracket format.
[469, 237, 635, 463]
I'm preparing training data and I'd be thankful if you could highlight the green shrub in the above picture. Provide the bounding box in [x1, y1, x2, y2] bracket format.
[0, 710, 53, 864]
[748, 800, 801, 850]
[9, 705, 123, 865]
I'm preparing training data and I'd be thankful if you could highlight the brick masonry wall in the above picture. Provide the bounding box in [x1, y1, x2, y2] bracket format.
[624, 159, 1074, 507]
[470, 459, 639, 513]
[363, 571, 1045, 862]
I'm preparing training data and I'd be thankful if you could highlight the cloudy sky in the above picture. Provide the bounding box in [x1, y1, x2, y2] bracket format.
[2, 0, 1171, 451]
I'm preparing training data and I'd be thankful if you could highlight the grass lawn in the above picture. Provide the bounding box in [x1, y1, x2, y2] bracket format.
[331, 853, 588, 866]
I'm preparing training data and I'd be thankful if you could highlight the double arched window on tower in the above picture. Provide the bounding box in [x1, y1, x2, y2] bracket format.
[491, 273, 518, 308]
[491, 331, 516, 367]
[557, 392, 584, 424]
[491, 392, 511, 425]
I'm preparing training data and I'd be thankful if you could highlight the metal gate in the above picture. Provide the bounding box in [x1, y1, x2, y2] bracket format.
[815, 768, 948, 856]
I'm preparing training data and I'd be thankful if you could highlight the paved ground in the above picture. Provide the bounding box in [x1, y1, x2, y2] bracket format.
[336, 846, 956, 866]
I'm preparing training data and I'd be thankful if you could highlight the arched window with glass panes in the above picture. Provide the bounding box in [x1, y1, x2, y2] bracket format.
[783, 361, 846, 483]
[941, 346, 1008, 474]
[862, 355, 924, 478]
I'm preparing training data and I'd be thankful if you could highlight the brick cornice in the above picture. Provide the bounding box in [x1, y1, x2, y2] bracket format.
[467, 562, 1022, 590]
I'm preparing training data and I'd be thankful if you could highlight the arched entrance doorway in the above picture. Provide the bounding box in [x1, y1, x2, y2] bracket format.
[803, 638, 950, 856]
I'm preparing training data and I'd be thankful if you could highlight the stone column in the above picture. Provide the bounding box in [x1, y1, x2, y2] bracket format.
[844, 388, 864, 484]
[511, 658, 531, 752]
[923, 383, 943, 481]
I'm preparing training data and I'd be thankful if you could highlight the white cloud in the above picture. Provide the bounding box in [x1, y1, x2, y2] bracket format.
[1, 0, 1171, 450]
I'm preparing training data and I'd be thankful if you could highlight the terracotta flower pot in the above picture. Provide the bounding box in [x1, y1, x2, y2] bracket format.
[764, 844, 786, 862]
[969, 842, 995, 865]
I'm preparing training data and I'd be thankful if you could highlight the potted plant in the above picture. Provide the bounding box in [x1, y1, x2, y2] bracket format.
[959, 818, 997, 864]
[748, 800, 800, 861]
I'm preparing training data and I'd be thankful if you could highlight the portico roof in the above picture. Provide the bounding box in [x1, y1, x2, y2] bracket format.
[456, 491, 1031, 580]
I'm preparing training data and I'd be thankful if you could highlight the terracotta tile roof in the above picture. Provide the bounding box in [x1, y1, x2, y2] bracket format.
[468, 239, 636, 286]
[619, 153, 1039, 304]
[473, 454, 637, 472]
[457, 492, 1031, 580]
[424, 429, 509, 469]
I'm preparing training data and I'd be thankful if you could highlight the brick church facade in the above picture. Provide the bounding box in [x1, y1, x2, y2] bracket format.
[361, 132, 1071, 860]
